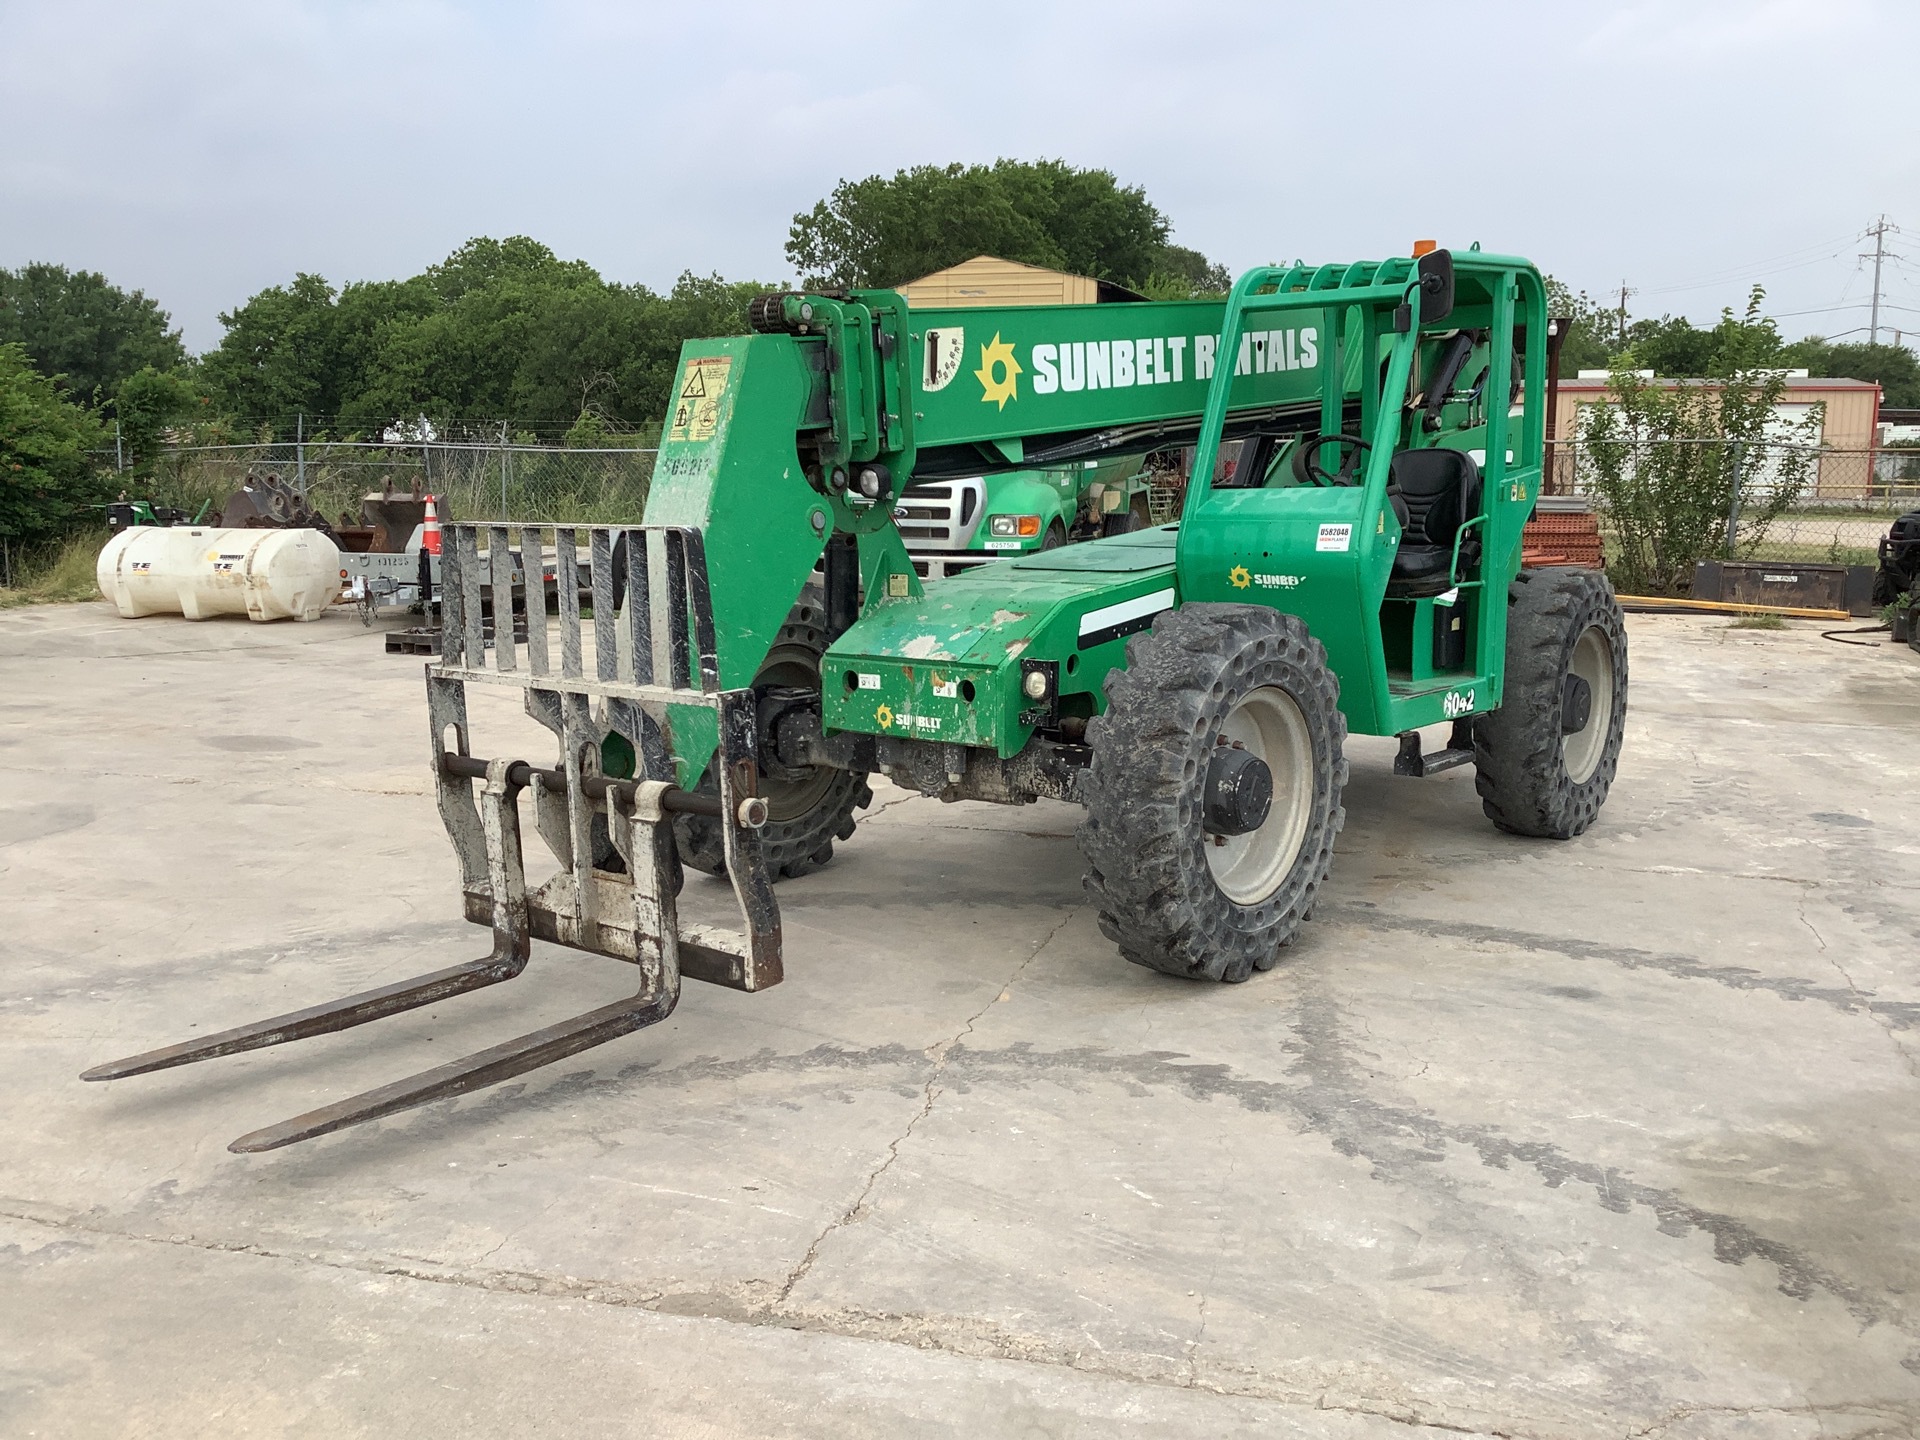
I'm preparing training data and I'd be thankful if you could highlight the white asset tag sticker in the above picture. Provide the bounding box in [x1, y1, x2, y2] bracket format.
[856, 673, 881, 690]
[1316, 523, 1353, 553]
[983, 539, 1023, 551]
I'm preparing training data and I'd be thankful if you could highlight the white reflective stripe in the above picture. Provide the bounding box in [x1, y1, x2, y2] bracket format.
[1079, 586, 1175, 637]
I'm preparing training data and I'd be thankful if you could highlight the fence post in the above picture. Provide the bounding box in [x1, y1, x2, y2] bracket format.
[295, 412, 308, 498]
[115, 421, 124, 473]
[1723, 440, 1744, 557]
[497, 421, 511, 518]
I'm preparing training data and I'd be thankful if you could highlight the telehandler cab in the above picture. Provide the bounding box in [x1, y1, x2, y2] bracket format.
[86, 246, 1629, 1151]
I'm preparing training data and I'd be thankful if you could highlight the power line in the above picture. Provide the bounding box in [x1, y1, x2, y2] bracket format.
[1637, 245, 1853, 298]
[1635, 227, 1869, 296]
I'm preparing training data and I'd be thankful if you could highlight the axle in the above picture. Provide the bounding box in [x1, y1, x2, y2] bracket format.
[438, 752, 769, 829]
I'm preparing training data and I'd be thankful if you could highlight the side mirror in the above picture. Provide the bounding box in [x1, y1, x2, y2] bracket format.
[1416, 248, 1454, 324]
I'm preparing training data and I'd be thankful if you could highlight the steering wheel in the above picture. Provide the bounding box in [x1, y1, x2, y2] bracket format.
[1291, 433, 1373, 487]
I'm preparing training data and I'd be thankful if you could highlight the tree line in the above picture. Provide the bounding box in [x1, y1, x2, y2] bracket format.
[1551, 280, 1919, 406]
[4, 157, 1916, 554]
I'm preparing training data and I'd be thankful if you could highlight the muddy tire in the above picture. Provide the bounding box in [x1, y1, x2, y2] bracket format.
[1473, 568, 1628, 839]
[675, 585, 873, 880]
[1078, 604, 1347, 982]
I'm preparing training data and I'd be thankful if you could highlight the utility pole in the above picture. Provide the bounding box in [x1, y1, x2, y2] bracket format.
[1616, 281, 1635, 349]
[1860, 215, 1902, 346]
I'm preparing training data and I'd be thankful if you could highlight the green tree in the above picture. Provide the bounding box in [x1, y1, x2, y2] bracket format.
[1581, 288, 1820, 595]
[1779, 338, 1920, 408]
[1543, 279, 1616, 375]
[199, 241, 771, 440]
[0, 342, 109, 549]
[0, 262, 187, 403]
[786, 159, 1218, 291]
[1622, 316, 1719, 378]
[113, 364, 220, 466]
[1143, 244, 1233, 299]
[198, 272, 348, 433]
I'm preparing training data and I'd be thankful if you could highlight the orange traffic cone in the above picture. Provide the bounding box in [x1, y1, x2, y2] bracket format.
[422, 494, 441, 555]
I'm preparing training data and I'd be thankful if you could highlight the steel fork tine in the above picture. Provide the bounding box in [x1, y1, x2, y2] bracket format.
[229, 778, 684, 1153]
[226, 984, 678, 1153]
[85, 758, 535, 1086]
[80, 931, 530, 1083]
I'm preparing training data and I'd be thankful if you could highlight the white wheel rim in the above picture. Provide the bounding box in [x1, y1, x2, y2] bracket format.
[1564, 626, 1613, 785]
[1205, 686, 1315, 906]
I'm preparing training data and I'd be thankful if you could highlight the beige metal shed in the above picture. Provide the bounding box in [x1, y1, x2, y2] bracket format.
[897, 256, 1145, 308]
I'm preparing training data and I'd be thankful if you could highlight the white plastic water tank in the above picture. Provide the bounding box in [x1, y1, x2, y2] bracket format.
[96, 527, 343, 622]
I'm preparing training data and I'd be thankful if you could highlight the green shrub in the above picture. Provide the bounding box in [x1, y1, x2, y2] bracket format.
[1, 342, 110, 550]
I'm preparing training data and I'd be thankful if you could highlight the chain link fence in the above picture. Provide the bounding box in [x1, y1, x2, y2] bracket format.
[1544, 439, 1917, 570]
[120, 436, 1920, 577]
[135, 441, 657, 527]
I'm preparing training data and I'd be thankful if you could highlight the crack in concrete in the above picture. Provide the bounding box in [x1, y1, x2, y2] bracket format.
[945, 1027, 1900, 1333]
[2, 1202, 1534, 1437]
[209, 1021, 1896, 1342]
[1324, 903, 1920, 1031]
[27, 910, 1915, 1429]
[855, 790, 922, 822]
[769, 905, 1080, 1310]
[1622, 1399, 1920, 1440]
[1804, 896, 1920, 1085]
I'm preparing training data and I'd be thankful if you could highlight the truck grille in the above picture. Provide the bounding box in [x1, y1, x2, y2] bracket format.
[894, 478, 985, 549]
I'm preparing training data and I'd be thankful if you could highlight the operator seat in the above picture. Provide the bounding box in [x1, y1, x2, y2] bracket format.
[1385, 448, 1482, 598]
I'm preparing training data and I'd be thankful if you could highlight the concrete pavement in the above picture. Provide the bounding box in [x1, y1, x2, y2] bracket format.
[2, 600, 1918, 1437]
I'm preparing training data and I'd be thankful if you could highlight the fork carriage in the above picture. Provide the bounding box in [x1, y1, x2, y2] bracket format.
[84, 522, 780, 1152]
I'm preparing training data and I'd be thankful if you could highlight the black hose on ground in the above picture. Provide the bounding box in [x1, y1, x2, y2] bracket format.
[1820, 624, 1891, 647]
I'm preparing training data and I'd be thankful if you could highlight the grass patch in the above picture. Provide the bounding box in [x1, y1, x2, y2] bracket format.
[1728, 612, 1786, 630]
[0, 531, 107, 609]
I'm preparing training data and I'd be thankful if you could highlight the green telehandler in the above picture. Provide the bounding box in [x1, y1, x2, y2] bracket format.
[86, 246, 1629, 1152]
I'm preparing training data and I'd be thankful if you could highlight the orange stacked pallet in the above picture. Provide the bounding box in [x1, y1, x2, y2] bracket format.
[1522, 507, 1605, 569]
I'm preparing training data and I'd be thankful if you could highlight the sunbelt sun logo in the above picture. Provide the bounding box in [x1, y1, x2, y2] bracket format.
[975, 333, 1021, 409]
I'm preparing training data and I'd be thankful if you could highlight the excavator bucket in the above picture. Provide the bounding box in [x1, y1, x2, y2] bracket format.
[83, 522, 780, 1151]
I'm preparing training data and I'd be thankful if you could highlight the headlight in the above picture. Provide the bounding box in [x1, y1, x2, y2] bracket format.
[990, 515, 1042, 538]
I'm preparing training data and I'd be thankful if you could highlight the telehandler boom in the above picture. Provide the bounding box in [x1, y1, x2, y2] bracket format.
[86, 247, 1629, 1151]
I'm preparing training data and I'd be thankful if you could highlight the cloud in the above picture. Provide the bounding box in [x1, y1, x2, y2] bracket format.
[1577, 0, 1873, 62]
[2, 0, 1915, 350]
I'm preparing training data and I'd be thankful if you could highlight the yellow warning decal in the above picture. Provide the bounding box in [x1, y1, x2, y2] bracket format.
[668, 356, 733, 443]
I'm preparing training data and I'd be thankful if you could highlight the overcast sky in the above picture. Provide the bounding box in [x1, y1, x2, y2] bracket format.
[3, 0, 1916, 353]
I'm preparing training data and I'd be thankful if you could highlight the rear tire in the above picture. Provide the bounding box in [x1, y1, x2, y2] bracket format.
[675, 585, 874, 880]
[1473, 568, 1628, 839]
[1078, 604, 1347, 983]
[1102, 497, 1152, 537]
